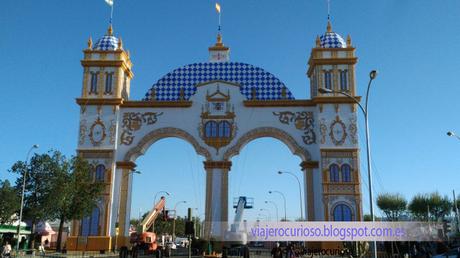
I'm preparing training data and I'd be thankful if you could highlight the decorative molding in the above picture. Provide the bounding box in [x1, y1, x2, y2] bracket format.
[76, 98, 123, 106]
[116, 161, 137, 170]
[77, 149, 114, 159]
[79, 119, 87, 145]
[123, 127, 212, 161]
[223, 127, 311, 161]
[203, 161, 232, 170]
[273, 111, 316, 145]
[319, 118, 327, 144]
[120, 112, 163, 145]
[243, 100, 315, 107]
[348, 117, 358, 144]
[121, 101, 192, 108]
[109, 119, 116, 145]
[300, 161, 319, 169]
[312, 96, 362, 104]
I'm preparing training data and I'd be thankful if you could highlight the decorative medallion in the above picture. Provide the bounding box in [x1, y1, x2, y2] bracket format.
[120, 112, 163, 145]
[79, 119, 87, 145]
[272, 111, 316, 145]
[89, 117, 106, 146]
[319, 118, 327, 144]
[329, 116, 347, 146]
[348, 117, 358, 144]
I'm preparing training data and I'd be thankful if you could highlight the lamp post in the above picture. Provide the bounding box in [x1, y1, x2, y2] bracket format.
[278, 171, 303, 220]
[259, 209, 272, 221]
[16, 144, 39, 253]
[319, 70, 378, 258]
[269, 190, 287, 221]
[447, 131, 460, 233]
[172, 200, 187, 241]
[265, 200, 279, 221]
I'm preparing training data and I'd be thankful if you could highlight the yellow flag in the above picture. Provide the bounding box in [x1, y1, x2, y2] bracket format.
[215, 3, 221, 13]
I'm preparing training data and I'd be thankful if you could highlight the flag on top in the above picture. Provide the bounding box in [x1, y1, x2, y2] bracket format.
[105, 0, 113, 6]
[215, 3, 221, 13]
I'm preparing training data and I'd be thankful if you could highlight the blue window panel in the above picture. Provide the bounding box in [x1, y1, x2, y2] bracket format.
[81, 216, 91, 236]
[210, 121, 218, 138]
[324, 71, 332, 89]
[89, 207, 100, 236]
[333, 204, 353, 221]
[90, 72, 98, 94]
[329, 164, 339, 182]
[205, 122, 213, 137]
[105, 73, 113, 93]
[95, 165, 105, 182]
[340, 70, 348, 90]
[341, 164, 352, 182]
[221, 121, 231, 137]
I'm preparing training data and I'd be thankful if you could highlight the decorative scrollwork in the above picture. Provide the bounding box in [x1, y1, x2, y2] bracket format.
[120, 112, 163, 145]
[79, 119, 87, 145]
[348, 117, 358, 144]
[273, 111, 316, 145]
[320, 118, 327, 144]
[89, 117, 106, 146]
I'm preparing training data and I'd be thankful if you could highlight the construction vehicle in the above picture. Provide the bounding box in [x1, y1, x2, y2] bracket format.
[225, 196, 253, 245]
[129, 196, 166, 254]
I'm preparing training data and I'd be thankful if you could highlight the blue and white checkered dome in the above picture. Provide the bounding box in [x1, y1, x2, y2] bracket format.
[93, 35, 119, 51]
[143, 62, 295, 101]
[319, 21, 347, 48]
[320, 32, 346, 48]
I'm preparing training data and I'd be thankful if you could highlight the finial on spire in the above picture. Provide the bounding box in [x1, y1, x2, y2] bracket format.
[217, 33, 223, 45]
[327, 20, 332, 32]
[107, 24, 113, 36]
[118, 37, 123, 49]
[347, 35, 352, 46]
[316, 35, 321, 47]
[87, 36, 93, 49]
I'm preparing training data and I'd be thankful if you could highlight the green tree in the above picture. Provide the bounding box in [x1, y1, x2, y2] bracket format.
[10, 151, 65, 248]
[377, 193, 407, 221]
[409, 193, 452, 221]
[52, 156, 104, 251]
[0, 180, 20, 224]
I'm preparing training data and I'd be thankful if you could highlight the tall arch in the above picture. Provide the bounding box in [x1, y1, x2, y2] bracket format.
[123, 127, 212, 162]
[223, 127, 311, 161]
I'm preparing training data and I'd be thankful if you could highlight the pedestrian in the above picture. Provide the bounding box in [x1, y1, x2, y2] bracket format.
[271, 242, 283, 258]
[2, 241, 11, 258]
[39, 242, 46, 257]
[243, 245, 250, 258]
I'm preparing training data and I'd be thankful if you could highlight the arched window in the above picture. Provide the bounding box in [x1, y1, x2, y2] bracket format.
[329, 164, 339, 182]
[333, 204, 353, 221]
[341, 164, 352, 182]
[205, 121, 219, 138]
[81, 207, 100, 236]
[95, 164, 105, 182]
[220, 121, 231, 138]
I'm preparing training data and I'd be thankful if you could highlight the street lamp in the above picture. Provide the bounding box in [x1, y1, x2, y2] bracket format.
[265, 200, 279, 221]
[259, 208, 272, 221]
[278, 171, 303, 220]
[447, 131, 460, 233]
[269, 190, 287, 221]
[447, 131, 460, 140]
[319, 69, 378, 258]
[16, 144, 39, 252]
[172, 200, 187, 241]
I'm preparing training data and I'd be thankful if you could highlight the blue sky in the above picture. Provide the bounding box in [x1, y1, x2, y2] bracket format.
[1, 0, 460, 222]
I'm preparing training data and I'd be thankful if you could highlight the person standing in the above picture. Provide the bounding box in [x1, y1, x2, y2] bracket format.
[2, 241, 11, 258]
[271, 243, 283, 258]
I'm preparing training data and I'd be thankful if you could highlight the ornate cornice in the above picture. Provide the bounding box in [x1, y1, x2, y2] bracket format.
[121, 101, 192, 108]
[116, 161, 137, 170]
[203, 161, 232, 170]
[243, 100, 315, 107]
[312, 96, 361, 104]
[76, 98, 123, 106]
[300, 161, 319, 169]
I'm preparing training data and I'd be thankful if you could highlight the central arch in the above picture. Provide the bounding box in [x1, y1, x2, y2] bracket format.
[124, 127, 212, 162]
[223, 127, 311, 161]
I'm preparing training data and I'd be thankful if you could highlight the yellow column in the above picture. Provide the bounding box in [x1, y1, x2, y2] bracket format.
[300, 161, 319, 221]
[115, 161, 136, 247]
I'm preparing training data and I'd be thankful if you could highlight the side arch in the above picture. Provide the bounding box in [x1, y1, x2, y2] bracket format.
[223, 127, 311, 161]
[123, 127, 212, 161]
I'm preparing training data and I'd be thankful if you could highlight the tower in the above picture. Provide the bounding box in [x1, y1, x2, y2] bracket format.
[71, 25, 134, 250]
[308, 21, 362, 222]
